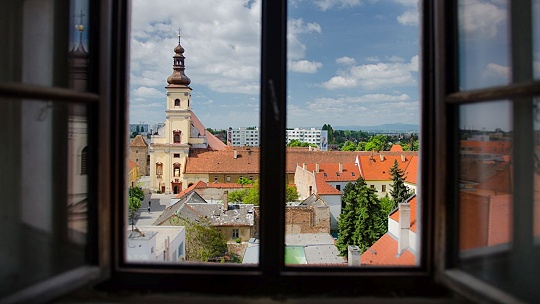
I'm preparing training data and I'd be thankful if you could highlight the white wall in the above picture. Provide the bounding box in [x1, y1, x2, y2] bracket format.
[320, 194, 341, 230]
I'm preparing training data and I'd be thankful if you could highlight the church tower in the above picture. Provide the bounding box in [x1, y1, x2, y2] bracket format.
[149, 31, 227, 194]
[149, 32, 194, 195]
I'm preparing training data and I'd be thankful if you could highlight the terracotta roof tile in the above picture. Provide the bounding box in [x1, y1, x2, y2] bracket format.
[130, 135, 148, 147]
[390, 144, 403, 152]
[357, 152, 417, 182]
[128, 159, 139, 170]
[360, 233, 416, 266]
[190, 112, 227, 151]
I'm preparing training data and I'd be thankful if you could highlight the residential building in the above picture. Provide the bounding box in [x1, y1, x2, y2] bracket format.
[126, 226, 186, 263]
[227, 127, 260, 147]
[128, 160, 140, 188]
[360, 195, 418, 266]
[286, 127, 321, 145]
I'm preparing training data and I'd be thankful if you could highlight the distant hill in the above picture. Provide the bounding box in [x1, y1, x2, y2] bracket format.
[333, 123, 419, 132]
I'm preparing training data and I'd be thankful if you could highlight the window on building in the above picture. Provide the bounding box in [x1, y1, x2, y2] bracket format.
[174, 153, 180, 158]
[174, 98, 180, 107]
[173, 163, 181, 177]
[173, 130, 181, 143]
[214, 176, 218, 183]
[382, 185, 386, 192]
[336, 185, 341, 191]
[156, 163, 163, 176]
[226, 176, 231, 182]
[232, 229, 239, 239]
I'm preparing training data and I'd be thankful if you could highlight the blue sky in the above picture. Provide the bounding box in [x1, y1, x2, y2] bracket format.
[128, 0, 533, 131]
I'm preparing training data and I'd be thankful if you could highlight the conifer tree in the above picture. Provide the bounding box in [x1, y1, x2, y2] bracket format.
[389, 159, 412, 210]
[336, 177, 386, 256]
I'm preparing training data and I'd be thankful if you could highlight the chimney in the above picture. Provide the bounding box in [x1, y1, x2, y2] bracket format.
[348, 245, 361, 266]
[379, 154, 384, 162]
[315, 163, 320, 173]
[339, 162, 343, 173]
[234, 150, 238, 159]
[309, 146, 312, 151]
[401, 154, 406, 162]
[223, 190, 229, 211]
[398, 202, 411, 255]
[303, 163, 307, 170]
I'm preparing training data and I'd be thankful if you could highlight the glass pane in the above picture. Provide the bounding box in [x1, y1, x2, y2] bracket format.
[458, 101, 512, 254]
[68, 0, 91, 91]
[0, 98, 89, 297]
[127, 0, 260, 264]
[458, 0, 510, 90]
[286, 0, 420, 267]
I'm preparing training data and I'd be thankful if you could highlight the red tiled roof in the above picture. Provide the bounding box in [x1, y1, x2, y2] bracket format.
[460, 140, 511, 155]
[128, 159, 139, 170]
[185, 148, 385, 174]
[306, 163, 359, 182]
[360, 233, 415, 266]
[357, 152, 417, 182]
[175, 181, 205, 198]
[390, 144, 403, 152]
[190, 112, 227, 151]
[130, 135, 148, 147]
[390, 196, 417, 233]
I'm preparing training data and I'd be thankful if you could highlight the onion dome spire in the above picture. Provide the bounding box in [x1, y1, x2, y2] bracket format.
[166, 29, 191, 87]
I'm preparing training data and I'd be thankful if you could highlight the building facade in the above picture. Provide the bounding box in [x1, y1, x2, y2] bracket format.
[286, 128, 321, 145]
[227, 127, 260, 147]
[149, 34, 226, 194]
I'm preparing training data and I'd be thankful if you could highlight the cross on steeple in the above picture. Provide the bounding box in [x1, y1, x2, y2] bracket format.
[74, 10, 85, 29]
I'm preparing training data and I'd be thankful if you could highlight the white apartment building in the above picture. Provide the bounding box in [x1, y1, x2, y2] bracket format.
[228, 127, 260, 147]
[286, 128, 321, 145]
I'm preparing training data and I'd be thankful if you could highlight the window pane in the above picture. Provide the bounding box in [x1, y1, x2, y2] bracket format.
[128, 0, 260, 265]
[458, 101, 512, 253]
[286, 0, 420, 267]
[458, 0, 510, 90]
[0, 98, 89, 297]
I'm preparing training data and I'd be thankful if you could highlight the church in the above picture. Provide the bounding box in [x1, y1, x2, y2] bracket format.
[149, 33, 226, 194]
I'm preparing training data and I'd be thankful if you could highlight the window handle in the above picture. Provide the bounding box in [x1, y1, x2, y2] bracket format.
[268, 79, 280, 121]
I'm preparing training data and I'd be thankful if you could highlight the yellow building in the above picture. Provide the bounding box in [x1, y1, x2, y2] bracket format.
[149, 33, 226, 194]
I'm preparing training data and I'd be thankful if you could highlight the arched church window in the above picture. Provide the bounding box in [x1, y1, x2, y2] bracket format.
[156, 163, 163, 176]
[173, 130, 181, 143]
[81, 146, 88, 175]
[174, 99, 180, 107]
[173, 163, 181, 177]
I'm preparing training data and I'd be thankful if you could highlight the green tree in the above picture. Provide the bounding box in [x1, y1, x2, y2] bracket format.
[341, 140, 357, 151]
[237, 176, 254, 185]
[389, 159, 413, 210]
[128, 196, 141, 231]
[336, 177, 386, 256]
[357, 141, 366, 151]
[170, 216, 228, 262]
[129, 186, 145, 202]
[380, 195, 394, 216]
[286, 185, 299, 202]
[242, 179, 260, 205]
[228, 189, 248, 202]
[364, 134, 388, 151]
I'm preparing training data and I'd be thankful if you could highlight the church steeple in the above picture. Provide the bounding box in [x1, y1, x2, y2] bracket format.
[166, 30, 191, 87]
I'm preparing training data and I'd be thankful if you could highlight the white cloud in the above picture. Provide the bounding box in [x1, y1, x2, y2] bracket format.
[397, 9, 419, 26]
[315, 0, 363, 11]
[288, 18, 322, 60]
[131, 87, 162, 98]
[321, 55, 419, 90]
[482, 63, 509, 79]
[288, 60, 323, 73]
[287, 93, 418, 127]
[366, 56, 380, 62]
[336, 56, 356, 65]
[459, 0, 506, 39]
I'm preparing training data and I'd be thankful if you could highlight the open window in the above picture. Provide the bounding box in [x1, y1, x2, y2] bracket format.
[3, 0, 540, 302]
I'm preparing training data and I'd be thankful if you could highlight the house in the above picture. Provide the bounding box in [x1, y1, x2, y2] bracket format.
[126, 225, 186, 263]
[129, 134, 149, 176]
[360, 195, 418, 266]
[128, 159, 140, 188]
[294, 162, 359, 229]
[356, 151, 418, 197]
